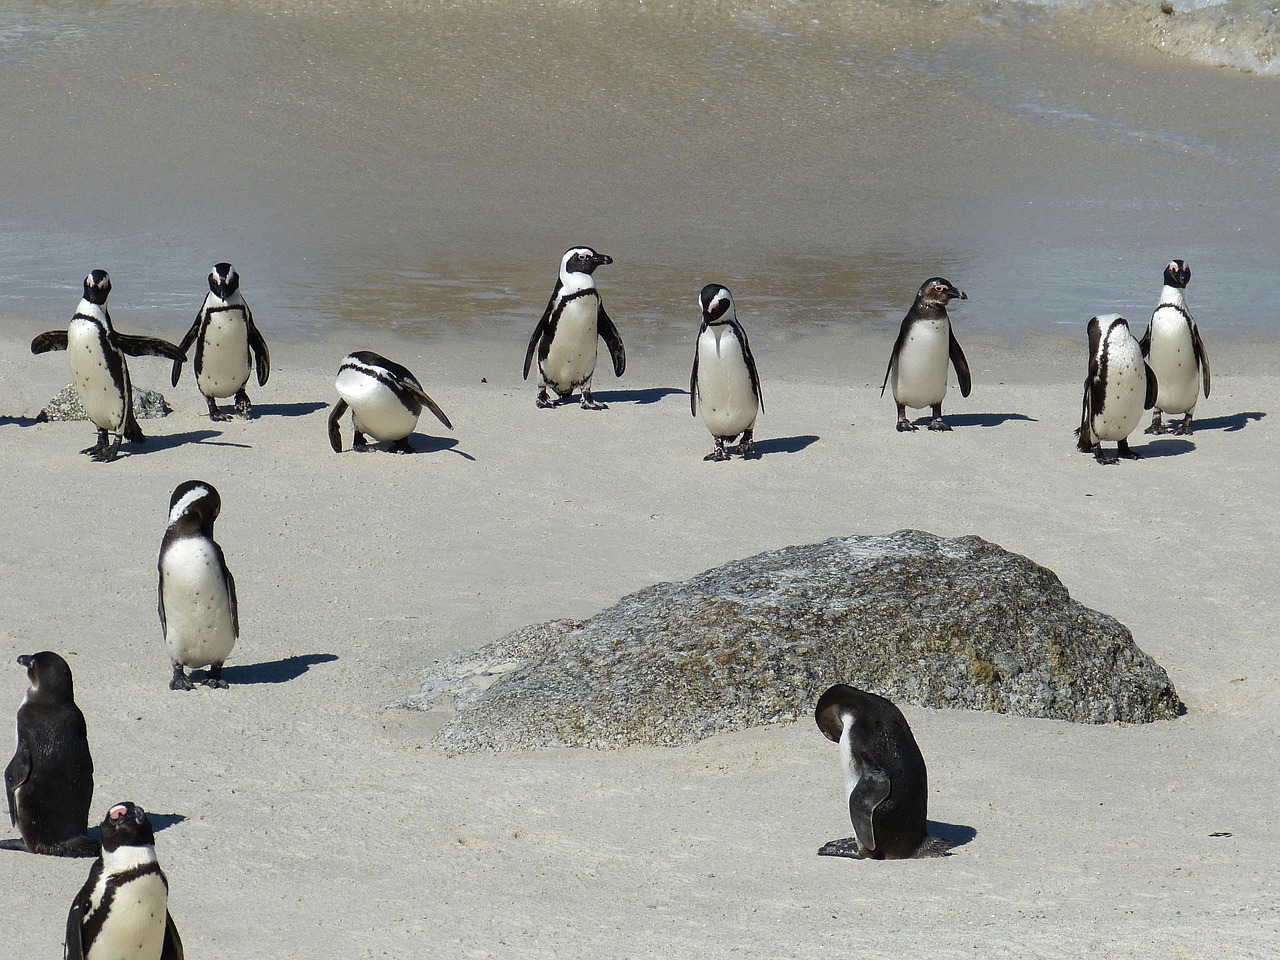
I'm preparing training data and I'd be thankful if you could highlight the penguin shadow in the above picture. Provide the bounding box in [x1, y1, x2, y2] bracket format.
[590, 386, 688, 406]
[408, 435, 476, 461]
[929, 820, 978, 851]
[1138, 437, 1196, 459]
[933, 413, 1038, 429]
[248, 400, 330, 419]
[0, 415, 43, 428]
[132, 429, 250, 455]
[753, 435, 820, 456]
[217, 653, 338, 685]
[1188, 411, 1265, 433]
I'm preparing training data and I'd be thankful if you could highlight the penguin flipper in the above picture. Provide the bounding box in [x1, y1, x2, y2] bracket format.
[247, 309, 271, 386]
[5, 741, 31, 825]
[735, 319, 764, 413]
[1192, 323, 1211, 398]
[523, 296, 555, 381]
[689, 343, 700, 417]
[162, 911, 185, 960]
[404, 382, 453, 430]
[848, 764, 892, 853]
[31, 330, 69, 354]
[1138, 324, 1152, 357]
[171, 317, 201, 386]
[881, 319, 910, 398]
[598, 304, 626, 378]
[949, 326, 972, 398]
[220, 546, 240, 641]
[327, 400, 349, 453]
[65, 861, 101, 960]
[1143, 362, 1159, 410]
[114, 334, 187, 363]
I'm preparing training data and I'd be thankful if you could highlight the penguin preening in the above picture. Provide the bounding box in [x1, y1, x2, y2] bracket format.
[814, 684, 949, 860]
[65, 802, 184, 960]
[1076, 314, 1158, 464]
[1139, 259, 1210, 436]
[522, 246, 626, 410]
[2, 652, 97, 858]
[172, 262, 271, 421]
[327, 351, 452, 453]
[30, 270, 186, 462]
[880, 277, 972, 432]
[690, 283, 763, 461]
[158, 481, 238, 691]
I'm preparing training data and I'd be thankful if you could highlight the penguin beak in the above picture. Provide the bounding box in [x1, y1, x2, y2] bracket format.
[16, 655, 31, 668]
[950, 287, 967, 301]
[594, 254, 613, 268]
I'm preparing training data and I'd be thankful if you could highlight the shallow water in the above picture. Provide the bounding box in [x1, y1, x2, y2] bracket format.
[0, 0, 1276, 347]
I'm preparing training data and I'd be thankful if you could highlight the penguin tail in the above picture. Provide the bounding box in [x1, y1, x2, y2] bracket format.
[125, 418, 146, 444]
[910, 835, 952, 859]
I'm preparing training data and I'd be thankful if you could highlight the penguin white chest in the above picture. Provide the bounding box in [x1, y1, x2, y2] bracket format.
[1093, 332, 1147, 441]
[540, 296, 599, 391]
[196, 307, 252, 398]
[67, 318, 127, 432]
[1146, 308, 1198, 414]
[86, 871, 168, 960]
[892, 319, 950, 409]
[838, 715, 862, 799]
[336, 370, 419, 441]
[696, 325, 758, 438]
[160, 538, 236, 668]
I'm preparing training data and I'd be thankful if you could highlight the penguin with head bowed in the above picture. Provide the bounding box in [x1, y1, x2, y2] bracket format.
[1139, 259, 1210, 436]
[158, 480, 238, 691]
[881, 277, 972, 432]
[327, 351, 453, 453]
[814, 684, 950, 860]
[2, 652, 97, 858]
[65, 802, 184, 960]
[523, 246, 626, 410]
[30, 270, 186, 462]
[171, 262, 271, 421]
[690, 283, 763, 461]
[1076, 314, 1158, 465]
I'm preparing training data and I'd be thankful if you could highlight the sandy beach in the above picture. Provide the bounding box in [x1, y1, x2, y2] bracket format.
[1, 318, 1276, 958]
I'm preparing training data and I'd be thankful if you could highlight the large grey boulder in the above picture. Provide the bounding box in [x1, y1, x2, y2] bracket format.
[410, 530, 1181, 751]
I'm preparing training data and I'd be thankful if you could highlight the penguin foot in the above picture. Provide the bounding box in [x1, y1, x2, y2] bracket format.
[896, 418, 918, 432]
[391, 438, 415, 454]
[1094, 451, 1120, 466]
[80, 429, 109, 456]
[90, 436, 122, 463]
[704, 447, 731, 462]
[927, 418, 952, 432]
[1173, 416, 1194, 436]
[169, 667, 195, 692]
[1144, 418, 1168, 435]
[353, 432, 370, 450]
[817, 837, 869, 859]
[203, 677, 229, 690]
[579, 395, 608, 411]
[206, 396, 231, 421]
[737, 432, 758, 459]
[234, 389, 254, 418]
[535, 387, 559, 409]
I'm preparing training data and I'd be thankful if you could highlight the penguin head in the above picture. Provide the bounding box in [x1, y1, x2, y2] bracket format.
[99, 802, 157, 852]
[167, 480, 222, 530]
[209, 262, 240, 300]
[16, 651, 76, 704]
[560, 247, 612, 278]
[916, 277, 966, 310]
[82, 270, 112, 306]
[1163, 259, 1191, 289]
[698, 284, 736, 324]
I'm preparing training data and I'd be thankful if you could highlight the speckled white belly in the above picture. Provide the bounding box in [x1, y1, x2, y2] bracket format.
[160, 538, 236, 668]
[336, 370, 418, 441]
[68, 317, 127, 432]
[891, 319, 949, 409]
[1146, 308, 1198, 414]
[541, 296, 599, 391]
[197, 308, 252, 398]
[696, 325, 758, 438]
[1092, 332, 1147, 442]
[85, 871, 168, 960]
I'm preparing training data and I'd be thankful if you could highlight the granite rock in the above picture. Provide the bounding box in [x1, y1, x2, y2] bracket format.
[37, 384, 172, 422]
[409, 530, 1182, 751]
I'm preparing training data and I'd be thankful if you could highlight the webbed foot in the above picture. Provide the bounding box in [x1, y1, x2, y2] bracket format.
[1173, 415, 1194, 436]
[169, 666, 195, 691]
[817, 837, 868, 859]
[234, 389, 253, 418]
[927, 418, 952, 432]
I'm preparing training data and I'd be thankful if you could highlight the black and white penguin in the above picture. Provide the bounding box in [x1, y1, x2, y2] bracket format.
[171, 262, 271, 421]
[327, 351, 453, 453]
[522, 246, 626, 410]
[880, 278, 972, 431]
[690, 284, 764, 461]
[1076, 314, 1158, 465]
[158, 481, 238, 691]
[2, 652, 97, 858]
[814, 684, 949, 860]
[30, 270, 186, 462]
[65, 802, 184, 960]
[1139, 259, 1210, 435]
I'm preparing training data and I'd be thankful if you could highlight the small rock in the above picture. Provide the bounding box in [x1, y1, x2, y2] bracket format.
[37, 385, 172, 422]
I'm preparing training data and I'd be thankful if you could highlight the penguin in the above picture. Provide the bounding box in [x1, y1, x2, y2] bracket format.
[814, 684, 950, 860]
[171, 262, 271, 421]
[1076, 314, 1158, 465]
[327, 351, 453, 453]
[690, 283, 764, 461]
[880, 277, 972, 432]
[1139, 259, 1210, 435]
[65, 802, 184, 960]
[522, 246, 626, 409]
[158, 481, 239, 691]
[2, 652, 97, 858]
[30, 270, 186, 462]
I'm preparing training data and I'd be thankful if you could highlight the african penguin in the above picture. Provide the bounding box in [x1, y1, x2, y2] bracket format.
[65, 802, 184, 960]
[814, 684, 949, 860]
[1139, 259, 1210, 435]
[30, 270, 186, 462]
[158, 481, 238, 691]
[172, 262, 271, 421]
[1076, 315, 1158, 464]
[522, 246, 626, 410]
[880, 277, 972, 432]
[327, 351, 453, 453]
[2, 652, 97, 858]
[690, 284, 763, 461]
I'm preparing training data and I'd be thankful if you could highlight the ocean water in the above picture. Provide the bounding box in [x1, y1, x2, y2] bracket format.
[0, 0, 1276, 347]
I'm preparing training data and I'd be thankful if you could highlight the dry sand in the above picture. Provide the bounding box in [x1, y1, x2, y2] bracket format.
[0, 320, 1276, 958]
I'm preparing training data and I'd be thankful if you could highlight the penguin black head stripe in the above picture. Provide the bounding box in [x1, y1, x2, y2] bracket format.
[19, 651, 76, 703]
[167, 480, 222, 532]
[209, 262, 240, 299]
[82, 270, 111, 306]
[564, 247, 612, 275]
[99, 801, 156, 852]
[917, 277, 966, 310]
[699, 283, 733, 323]
[1163, 259, 1190, 289]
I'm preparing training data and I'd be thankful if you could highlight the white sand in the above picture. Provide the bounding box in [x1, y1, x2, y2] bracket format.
[1, 321, 1275, 958]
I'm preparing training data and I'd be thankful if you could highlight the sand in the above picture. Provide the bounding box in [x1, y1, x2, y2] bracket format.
[1, 320, 1276, 958]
